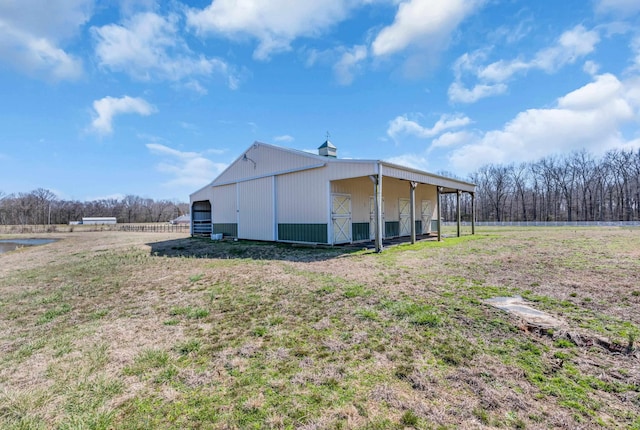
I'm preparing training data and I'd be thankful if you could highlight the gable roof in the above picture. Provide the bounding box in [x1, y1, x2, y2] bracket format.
[191, 141, 475, 197]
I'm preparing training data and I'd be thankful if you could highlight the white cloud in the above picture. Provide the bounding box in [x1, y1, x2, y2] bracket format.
[429, 130, 476, 151]
[583, 60, 601, 76]
[187, 0, 354, 60]
[384, 154, 429, 171]
[371, 0, 481, 57]
[387, 113, 472, 142]
[447, 73, 639, 172]
[273, 135, 294, 143]
[90, 96, 156, 135]
[450, 25, 600, 103]
[631, 36, 640, 71]
[596, 0, 640, 16]
[92, 12, 238, 89]
[0, 0, 90, 80]
[532, 25, 600, 72]
[333, 45, 368, 85]
[146, 143, 227, 189]
[448, 81, 507, 103]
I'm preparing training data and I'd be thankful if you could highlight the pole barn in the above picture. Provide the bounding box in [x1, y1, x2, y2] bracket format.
[190, 141, 475, 252]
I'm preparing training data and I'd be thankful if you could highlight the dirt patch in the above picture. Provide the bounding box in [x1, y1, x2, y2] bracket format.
[485, 296, 566, 329]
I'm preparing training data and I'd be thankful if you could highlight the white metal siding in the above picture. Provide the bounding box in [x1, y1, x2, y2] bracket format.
[326, 162, 377, 181]
[276, 170, 328, 223]
[214, 143, 326, 185]
[238, 177, 274, 241]
[212, 184, 237, 223]
[190, 186, 213, 203]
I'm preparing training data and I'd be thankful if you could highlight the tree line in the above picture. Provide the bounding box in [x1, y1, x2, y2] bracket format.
[2, 148, 639, 226]
[0, 190, 189, 225]
[440, 148, 640, 223]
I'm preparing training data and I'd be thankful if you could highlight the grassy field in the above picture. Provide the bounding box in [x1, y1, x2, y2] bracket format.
[0, 227, 639, 429]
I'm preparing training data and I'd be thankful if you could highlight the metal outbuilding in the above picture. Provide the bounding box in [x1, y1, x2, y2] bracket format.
[190, 141, 475, 252]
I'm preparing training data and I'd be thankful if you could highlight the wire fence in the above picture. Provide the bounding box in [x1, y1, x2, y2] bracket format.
[0, 223, 191, 234]
[443, 221, 640, 227]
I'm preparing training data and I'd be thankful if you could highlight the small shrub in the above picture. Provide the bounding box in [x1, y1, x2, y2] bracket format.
[189, 274, 204, 283]
[400, 410, 419, 426]
[37, 303, 71, 324]
[473, 407, 490, 425]
[175, 339, 200, 355]
[343, 284, 371, 298]
[90, 309, 109, 320]
[554, 338, 575, 348]
[252, 326, 268, 337]
[356, 308, 379, 320]
[169, 306, 209, 319]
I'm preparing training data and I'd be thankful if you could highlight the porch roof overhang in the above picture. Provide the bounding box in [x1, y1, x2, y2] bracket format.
[328, 159, 475, 194]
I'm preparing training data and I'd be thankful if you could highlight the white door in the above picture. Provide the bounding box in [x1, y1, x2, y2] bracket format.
[369, 196, 385, 240]
[399, 198, 411, 236]
[332, 194, 351, 244]
[421, 200, 433, 234]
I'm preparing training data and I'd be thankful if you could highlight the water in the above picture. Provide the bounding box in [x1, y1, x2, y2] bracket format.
[0, 238, 57, 254]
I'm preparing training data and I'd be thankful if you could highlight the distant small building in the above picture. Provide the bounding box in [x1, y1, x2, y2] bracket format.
[170, 214, 191, 225]
[81, 217, 117, 225]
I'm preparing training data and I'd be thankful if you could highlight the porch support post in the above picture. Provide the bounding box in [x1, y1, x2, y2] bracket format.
[437, 186, 442, 242]
[471, 192, 476, 235]
[456, 190, 461, 238]
[410, 181, 417, 244]
[370, 165, 384, 253]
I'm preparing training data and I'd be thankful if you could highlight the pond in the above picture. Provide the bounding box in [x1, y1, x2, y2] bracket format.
[0, 238, 58, 255]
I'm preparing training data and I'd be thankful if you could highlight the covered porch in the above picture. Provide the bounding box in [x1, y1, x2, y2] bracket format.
[329, 162, 475, 251]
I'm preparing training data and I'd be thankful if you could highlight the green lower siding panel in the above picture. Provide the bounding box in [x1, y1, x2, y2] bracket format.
[385, 221, 400, 237]
[352, 223, 370, 241]
[431, 220, 439, 232]
[213, 223, 237, 237]
[415, 220, 422, 234]
[278, 224, 328, 243]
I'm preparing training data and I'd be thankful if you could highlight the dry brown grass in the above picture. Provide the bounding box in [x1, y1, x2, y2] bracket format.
[0, 227, 639, 429]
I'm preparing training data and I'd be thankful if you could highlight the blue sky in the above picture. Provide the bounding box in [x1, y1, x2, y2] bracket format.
[1, 0, 639, 202]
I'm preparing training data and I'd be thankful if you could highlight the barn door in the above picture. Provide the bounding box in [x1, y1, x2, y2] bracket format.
[399, 198, 411, 236]
[369, 196, 385, 240]
[421, 200, 433, 234]
[332, 194, 351, 244]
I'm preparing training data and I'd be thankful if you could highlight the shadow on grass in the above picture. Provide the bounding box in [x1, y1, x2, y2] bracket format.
[146, 236, 367, 262]
[147, 233, 444, 262]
